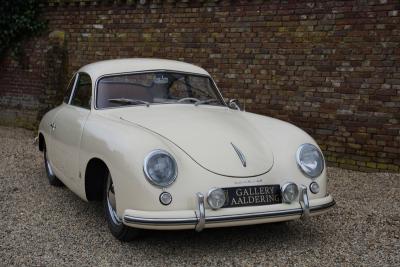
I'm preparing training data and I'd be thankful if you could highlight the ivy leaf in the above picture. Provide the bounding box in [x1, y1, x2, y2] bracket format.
[0, 0, 47, 62]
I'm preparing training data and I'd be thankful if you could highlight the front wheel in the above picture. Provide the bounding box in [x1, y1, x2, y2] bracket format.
[104, 173, 139, 241]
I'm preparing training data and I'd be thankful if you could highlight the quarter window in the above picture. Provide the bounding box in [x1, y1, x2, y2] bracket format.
[64, 74, 77, 103]
[71, 73, 92, 109]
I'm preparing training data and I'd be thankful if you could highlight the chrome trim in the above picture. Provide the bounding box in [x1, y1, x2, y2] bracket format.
[296, 143, 325, 179]
[310, 198, 336, 212]
[69, 72, 93, 110]
[299, 185, 310, 219]
[231, 142, 247, 167]
[195, 192, 205, 232]
[45, 149, 55, 177]
[106, 174, 122, 225]
[228, 99, 241, 111]
[281, 182, 299, 203]
[309, 182, 320, 194]
[124, 216, 197, 225]
[207, 187, 226, 210]
[63, 73, 78, 104]
[143, 149, 178, 188]
[68, 73, 80, 105]
[93, 70, 227, 110]
[210, 76, 226, 109]
[159, 192, 172, 206]
[123, 197, 335, 227]
[206, 208, 302, 223]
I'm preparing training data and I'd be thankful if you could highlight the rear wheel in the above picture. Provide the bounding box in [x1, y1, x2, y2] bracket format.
[44, 145, 63, 187]
[104, 173, 139, 241]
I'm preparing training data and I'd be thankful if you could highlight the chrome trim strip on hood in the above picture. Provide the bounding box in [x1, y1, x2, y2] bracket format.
[231, 142, 247, 167]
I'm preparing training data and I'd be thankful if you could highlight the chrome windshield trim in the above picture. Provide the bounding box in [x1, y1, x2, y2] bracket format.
[93, 69, 227, 110]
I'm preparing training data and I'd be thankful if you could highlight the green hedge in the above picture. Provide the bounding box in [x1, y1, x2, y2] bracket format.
[0, 0, 46, 60]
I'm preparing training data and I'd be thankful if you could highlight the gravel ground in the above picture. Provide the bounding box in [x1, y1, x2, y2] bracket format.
[0, 126, 399, 266]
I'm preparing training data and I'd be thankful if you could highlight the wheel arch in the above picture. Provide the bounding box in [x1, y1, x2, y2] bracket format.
[85, 157, 109, 201]
[39, 132, 45, 152]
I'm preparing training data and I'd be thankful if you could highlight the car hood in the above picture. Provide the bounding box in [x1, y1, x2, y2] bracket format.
[103, 105, 274, 177]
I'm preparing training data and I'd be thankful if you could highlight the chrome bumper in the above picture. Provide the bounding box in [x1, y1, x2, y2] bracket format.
[123, 190, 335, 231]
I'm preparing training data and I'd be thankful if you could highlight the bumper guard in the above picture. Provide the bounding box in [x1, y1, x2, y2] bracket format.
[124, 187, 335, 231]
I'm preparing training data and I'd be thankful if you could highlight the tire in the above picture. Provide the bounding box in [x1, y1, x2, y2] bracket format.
[44, 146, 63, 187]
[104, 173, 139, 241]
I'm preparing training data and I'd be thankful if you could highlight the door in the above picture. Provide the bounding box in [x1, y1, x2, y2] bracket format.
[47, 73, 77, 171]
[51, 72, 92, 182]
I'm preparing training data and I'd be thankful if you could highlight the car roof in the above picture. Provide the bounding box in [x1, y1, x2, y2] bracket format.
[78, 58, 210, 79]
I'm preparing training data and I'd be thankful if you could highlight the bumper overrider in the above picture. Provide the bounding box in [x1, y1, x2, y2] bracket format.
[123, 186, 335, 231]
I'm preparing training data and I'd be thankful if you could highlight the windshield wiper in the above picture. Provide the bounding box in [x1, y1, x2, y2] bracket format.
[108, 98, 150, 107]
[194, 98, 219, 106]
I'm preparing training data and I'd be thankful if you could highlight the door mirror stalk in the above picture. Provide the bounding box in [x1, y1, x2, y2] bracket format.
[227, 99, 241, 110]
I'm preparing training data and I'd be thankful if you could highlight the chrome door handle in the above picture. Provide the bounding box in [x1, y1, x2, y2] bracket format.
[50, 122, 56, 130]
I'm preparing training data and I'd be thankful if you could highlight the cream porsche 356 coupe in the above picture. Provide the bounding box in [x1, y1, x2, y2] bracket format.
[38, 58, 335, 241]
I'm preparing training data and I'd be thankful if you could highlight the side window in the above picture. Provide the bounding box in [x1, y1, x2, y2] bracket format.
[63, 74, 77, 103]
[71, 73, 92, 109]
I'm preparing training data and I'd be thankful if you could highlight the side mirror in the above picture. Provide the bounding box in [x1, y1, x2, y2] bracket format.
[227, 99, 241, 110]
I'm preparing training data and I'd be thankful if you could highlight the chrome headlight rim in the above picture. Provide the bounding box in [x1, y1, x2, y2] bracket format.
[281, 182, 299, 203]
[296, 143, 325, 179]
[207, 187, 226, 210]
[143, 149, 178, 188]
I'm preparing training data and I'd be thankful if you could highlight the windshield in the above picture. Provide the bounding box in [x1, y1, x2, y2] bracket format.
[96, 71, 225, 109]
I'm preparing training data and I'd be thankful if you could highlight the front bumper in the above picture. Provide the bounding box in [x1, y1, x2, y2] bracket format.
[123, 188, 335, 231]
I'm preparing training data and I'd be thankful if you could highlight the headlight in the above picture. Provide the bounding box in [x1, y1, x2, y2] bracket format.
[296, 143, 324, 178]
[143, 149, 177, 187]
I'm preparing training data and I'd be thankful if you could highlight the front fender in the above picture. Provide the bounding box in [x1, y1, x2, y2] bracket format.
[79, 113, 190, 215]
[243, 112, 327, 195]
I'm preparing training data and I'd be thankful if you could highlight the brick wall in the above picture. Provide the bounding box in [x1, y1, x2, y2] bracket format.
[0, 0, 399, 172]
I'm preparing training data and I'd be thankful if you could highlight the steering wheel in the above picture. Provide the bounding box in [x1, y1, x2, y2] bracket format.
[177, 97, 201, 103]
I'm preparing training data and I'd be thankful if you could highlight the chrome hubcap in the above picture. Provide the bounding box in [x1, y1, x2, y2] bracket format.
[45, 150, 54, 177]
[106, 174, 121, 225]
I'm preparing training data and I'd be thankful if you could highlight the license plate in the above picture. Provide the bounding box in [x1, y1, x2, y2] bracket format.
[222, 185, 282, 208]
